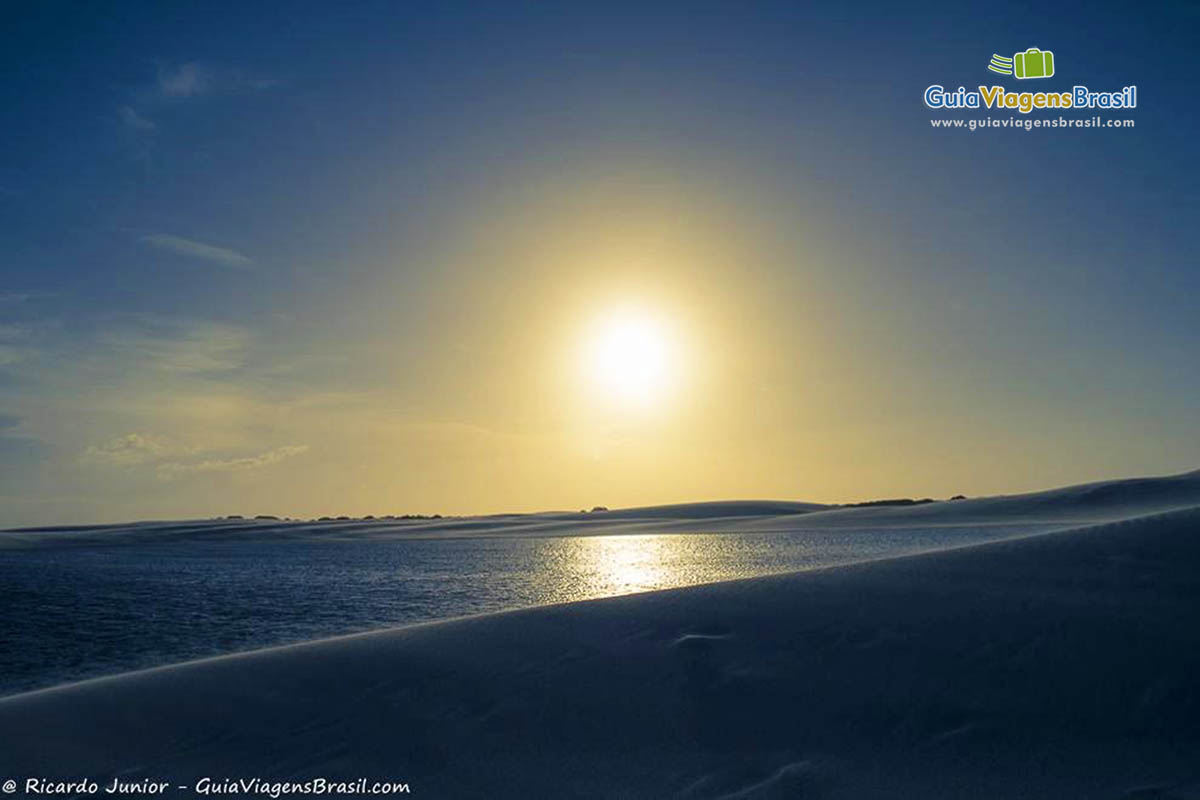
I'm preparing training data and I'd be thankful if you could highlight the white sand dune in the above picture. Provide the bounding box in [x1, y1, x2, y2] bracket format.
[2, 477, 1198, 798]
[5, 468, 1200, 548]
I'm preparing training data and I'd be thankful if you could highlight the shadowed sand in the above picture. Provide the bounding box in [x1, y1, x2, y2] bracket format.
[2, 479, 1198, 797]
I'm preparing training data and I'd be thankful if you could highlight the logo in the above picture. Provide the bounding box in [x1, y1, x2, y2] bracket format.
[924, 46, 1137, 115]
[989, 48, 1055, 79]
[988, 54, 1014, 75]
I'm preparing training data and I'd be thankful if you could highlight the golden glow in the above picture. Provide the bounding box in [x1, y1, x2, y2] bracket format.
[574, 534, 671, 594]
[581, 307, 679, 410]
[66, 167, 1020, 526]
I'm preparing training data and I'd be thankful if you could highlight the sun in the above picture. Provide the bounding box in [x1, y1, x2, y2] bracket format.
[582, 307, 678, 409]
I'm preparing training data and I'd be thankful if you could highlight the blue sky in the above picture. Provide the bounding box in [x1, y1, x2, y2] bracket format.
[1, 1, 1197, 526]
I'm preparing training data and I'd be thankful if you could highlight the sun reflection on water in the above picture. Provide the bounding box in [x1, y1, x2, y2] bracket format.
[535, 533, 723, 606]
[525, 524, 1054, 609]
[578, 534, 672, 594]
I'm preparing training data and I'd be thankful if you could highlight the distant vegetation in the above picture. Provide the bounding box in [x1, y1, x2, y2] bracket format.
[838, 498, 936, 508]
[313, 514, 443, 522]
[218, 497, 971, 524]
[834, 495, 967, 509]
[218, 513, 447, 523]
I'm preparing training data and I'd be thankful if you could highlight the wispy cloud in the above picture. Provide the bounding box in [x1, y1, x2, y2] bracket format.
[118, 105, 157, 132]
[0, 323, 35, 337]
[139, 233, 254, 269]
[97, 316, 251, 373]
[82, 432, 178, 466]
[157, 444, 309, 477]
[156, 62, 210, 98]
[0, 322, 39, 368]
[82, 433, 308, 478]
[0, 291, 55, 305]
[154, 62, 279, 98]
[117, 61, 279, 135]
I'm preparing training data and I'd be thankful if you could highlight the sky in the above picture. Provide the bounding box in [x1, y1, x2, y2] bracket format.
[1, 1, 1197, 526]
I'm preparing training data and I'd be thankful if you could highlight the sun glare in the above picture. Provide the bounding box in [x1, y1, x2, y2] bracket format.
[583, 308, 677, 409]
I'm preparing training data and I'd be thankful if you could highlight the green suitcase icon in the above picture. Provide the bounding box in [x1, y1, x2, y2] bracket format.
[1014, 47, 1054, 79]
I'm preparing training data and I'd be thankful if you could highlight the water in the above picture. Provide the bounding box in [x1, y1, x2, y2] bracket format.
[0, 524, 1046, 697]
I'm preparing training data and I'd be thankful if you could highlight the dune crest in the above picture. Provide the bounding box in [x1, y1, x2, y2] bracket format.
[5, 467, 1200, 549]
